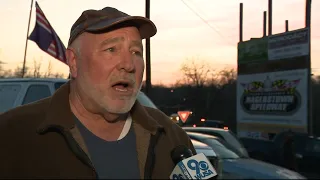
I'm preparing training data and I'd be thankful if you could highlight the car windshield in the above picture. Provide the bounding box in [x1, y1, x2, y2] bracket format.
[220, 130, 245, 149]
[185, 128, 249, 157]
[218, 130, 249, 157]
[203, 138, 241, 159]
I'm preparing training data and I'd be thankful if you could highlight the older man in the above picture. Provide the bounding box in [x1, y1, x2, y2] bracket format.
[0, 7, 195, 179]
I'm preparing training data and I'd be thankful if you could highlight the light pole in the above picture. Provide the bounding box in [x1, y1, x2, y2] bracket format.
[145, 0, 151, 96]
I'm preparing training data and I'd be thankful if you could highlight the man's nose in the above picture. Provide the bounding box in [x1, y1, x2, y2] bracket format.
[116, 51, 135, 73]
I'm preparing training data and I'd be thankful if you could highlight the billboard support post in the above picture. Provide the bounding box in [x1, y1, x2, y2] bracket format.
[305, 0, 312, 136]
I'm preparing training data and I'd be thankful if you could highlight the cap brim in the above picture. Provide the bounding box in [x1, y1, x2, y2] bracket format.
[86, 16, 157, 39]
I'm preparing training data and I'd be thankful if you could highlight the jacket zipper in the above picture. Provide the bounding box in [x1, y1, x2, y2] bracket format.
[67, 131, 98, 178]
[144, 128, 164, 179]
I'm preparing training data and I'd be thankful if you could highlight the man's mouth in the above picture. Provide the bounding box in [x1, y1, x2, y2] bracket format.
[111, 80, 133, 92]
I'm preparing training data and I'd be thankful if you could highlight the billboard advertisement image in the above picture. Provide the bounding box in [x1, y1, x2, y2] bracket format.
[237, 69, 308, 135]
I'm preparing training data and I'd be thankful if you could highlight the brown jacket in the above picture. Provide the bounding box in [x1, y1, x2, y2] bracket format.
[0, 82, 195, 179]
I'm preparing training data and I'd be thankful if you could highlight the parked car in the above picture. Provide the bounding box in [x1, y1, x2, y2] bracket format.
[239, 137, 275, 162]
[191, 139, 222, 177]
[187, 132, 306, 179]
[194, 119, 227, 129]
[191, 138, 217, 158]
[183, 127, 249, 157]
[240, 131, 320, 178]
[0, 78, 157, 113]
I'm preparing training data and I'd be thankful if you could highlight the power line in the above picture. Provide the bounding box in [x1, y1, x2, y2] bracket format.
[180, 0, 234, 46]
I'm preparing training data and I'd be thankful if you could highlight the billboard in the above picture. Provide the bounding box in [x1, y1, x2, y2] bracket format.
[237, 28, 310, 138]
[237, 69, 308, 134]
[238, 37, 268, 64]
[268, 28, 309, 61]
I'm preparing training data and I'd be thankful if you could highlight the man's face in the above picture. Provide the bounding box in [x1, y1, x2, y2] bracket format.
[70, 26, 144, 114]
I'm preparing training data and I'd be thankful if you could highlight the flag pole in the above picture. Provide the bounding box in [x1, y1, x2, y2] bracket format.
[22, 0, 34, 78]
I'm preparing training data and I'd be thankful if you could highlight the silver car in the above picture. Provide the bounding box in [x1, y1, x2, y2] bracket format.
[188, 132, 306, 179]
[183, 126, 249, 157]
[191, 139, 223, 178]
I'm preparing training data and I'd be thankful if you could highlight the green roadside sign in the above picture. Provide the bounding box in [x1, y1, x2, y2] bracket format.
[238, 37, 268, 64]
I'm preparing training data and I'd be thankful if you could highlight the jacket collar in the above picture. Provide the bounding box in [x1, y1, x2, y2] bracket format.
[37, 81, 162, 135]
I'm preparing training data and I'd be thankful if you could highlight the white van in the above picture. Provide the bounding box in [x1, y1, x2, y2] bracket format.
[0, 78, 157, 113]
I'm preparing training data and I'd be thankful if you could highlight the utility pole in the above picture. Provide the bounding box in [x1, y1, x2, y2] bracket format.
[239, 3, 243, 42]
[145, 0, 151, 96]
[263, 11, 267, 37]
[268, 0, 273, 35]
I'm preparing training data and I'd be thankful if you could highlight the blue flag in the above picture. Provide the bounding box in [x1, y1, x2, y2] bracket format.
[29, 1, 67, 64]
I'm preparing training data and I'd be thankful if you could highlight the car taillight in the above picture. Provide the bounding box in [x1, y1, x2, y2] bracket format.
[193, 124, 196, 127]
[223, 126, 228, 130]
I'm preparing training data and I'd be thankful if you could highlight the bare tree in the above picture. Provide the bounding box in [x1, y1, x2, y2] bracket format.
[33, 58, 42, 78]
[1, 69, 12, 78]
[13, 66, 29, 78]
[0, 61, 4, 77]
[53, 72, 64, 78]
[43, 60, 53, 78]
[217, 68, 237, 85]
[208, 70, 221, 86]
[0, 49, 4, 77]
[180, 58, 211, 87]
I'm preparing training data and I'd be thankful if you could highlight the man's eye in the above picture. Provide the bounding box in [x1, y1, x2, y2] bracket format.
[105, 47, 115, 52]
[132, 51, 142, 56]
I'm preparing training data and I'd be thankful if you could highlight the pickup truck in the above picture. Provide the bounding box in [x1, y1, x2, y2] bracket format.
[0, 78, 157, 113]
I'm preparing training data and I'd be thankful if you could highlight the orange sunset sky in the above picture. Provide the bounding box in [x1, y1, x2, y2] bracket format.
[0, 0, 320, 85]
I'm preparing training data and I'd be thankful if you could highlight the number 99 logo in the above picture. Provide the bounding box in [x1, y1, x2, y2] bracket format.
[187, 159, 209, 174]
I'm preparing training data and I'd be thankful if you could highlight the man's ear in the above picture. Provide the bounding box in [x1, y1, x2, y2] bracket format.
[66, 48, 77, 78]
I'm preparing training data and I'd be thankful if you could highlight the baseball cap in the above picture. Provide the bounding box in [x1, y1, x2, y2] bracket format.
[68, 7, 157, 46]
